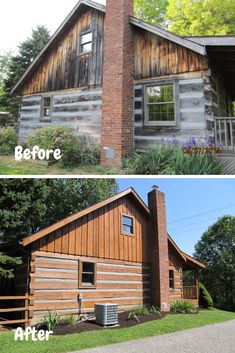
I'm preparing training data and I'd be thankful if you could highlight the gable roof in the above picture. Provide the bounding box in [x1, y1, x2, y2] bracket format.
[11, 0, 105, 95]
[129, 16, 206, 56]
[22, 188, 149, 247]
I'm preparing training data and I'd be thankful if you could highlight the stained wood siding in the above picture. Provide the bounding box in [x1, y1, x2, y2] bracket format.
[32, 195, 150, 264]
[134, 28, 208, 80]
[20, 8, 104, 96]
[29, 252, 151, 320]
[18, 89, 102, 144]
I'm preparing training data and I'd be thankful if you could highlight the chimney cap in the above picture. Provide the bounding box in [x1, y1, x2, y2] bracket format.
[152, 185, 159, 190]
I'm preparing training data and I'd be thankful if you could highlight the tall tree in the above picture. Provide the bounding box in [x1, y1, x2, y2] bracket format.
[5, 26, 50, 91]
[135, 0, 169, 26]
[0, 179, 118, 277]
[3, 26, 50, 118]
[166, 0, 235, 36]
[194, 216, 235, 310]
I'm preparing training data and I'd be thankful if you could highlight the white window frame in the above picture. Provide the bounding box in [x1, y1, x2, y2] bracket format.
[144, 81, 178, 127]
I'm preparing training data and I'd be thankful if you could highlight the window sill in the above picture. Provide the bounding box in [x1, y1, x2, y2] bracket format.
[40, 118, 52, 123]
[143, 124, 180, 130]
[77, 51, 92, 57]
[121, 232, 135, 237]
[79, 284, 96, 289]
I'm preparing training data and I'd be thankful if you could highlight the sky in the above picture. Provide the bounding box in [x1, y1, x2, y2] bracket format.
[117, 178, 235, 256]
[0, 0, 105, 54]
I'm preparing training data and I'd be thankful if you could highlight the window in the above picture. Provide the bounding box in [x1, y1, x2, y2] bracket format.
[80, 31, 93, 53]
[42, 97, 51, 119]
[145, 84, 175, 125]
[122, 215, 134, 235]
[80, 262, 96, 287]
[169, 270, 175, 289]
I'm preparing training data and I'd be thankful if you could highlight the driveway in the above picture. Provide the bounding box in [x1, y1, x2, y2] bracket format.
[69, 319, 235, 353]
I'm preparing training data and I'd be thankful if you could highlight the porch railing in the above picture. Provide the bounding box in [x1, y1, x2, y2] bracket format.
[0, 295, 29, 328]
[215, 117, 235, 151]
[183, 286, 198, 299]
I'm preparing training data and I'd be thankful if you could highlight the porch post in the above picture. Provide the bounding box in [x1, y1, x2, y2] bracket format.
[195, 270, 199, 300]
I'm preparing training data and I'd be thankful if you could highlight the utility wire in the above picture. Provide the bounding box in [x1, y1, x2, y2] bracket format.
[168, 212, 235, 231]
[168, 204, 235, 225]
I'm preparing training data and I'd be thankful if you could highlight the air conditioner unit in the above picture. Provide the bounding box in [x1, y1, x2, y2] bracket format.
[95, 303, 119, 326]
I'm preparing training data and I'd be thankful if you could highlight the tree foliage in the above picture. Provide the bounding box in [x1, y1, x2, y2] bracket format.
[4, 26, 50, 91]
[1, 26, 50, 119]
[135, 0, 169, 26]
[0, 179, 118, 245]
[0, 252, 22, 279]
[194, 216, 235, 311]
[166, 0, 235, 36]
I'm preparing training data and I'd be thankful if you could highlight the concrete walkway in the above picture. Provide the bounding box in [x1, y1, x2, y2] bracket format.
[69, 320, 235, 353]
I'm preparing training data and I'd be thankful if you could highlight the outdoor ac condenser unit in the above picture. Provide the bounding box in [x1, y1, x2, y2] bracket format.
[95, 303, 119, 326]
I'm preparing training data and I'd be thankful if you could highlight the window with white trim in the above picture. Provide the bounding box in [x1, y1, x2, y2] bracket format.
[145, 84, 176, 125]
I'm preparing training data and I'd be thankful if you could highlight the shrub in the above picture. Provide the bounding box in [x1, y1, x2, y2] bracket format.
[199, 283, 213, 308]
[170, 300, 197, 313]
[123, 145, 177, 175]
[0, 127, 17, 155]
[43, 311, 60, 330]
[123, 144, 223, 175]
[25, 126, 100, 167]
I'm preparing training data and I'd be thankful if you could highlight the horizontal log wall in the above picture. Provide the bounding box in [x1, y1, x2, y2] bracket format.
[134, 75, 207, 151]
[30, 252, 151, 322]
[18, 88, 102, 144]
[20, 8, 104, 95]
[134, 28, 208, 80]
[32, 195, 150, 264]
[169, 245, 183, 302]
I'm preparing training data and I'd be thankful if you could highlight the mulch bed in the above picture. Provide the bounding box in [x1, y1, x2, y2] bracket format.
[53, 311, 168, 336]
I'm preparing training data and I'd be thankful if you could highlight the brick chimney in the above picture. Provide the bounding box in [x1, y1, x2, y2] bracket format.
[148, 187, 170, 311]
[100, 0, 134, 168]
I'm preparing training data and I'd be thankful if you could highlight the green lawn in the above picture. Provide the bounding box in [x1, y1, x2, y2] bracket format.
[0, 309, 234, 353]
[0, 156, 119, 175]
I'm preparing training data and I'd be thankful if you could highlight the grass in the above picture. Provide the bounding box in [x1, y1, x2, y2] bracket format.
[0, 309, 234, 353]
[0, 156, 119, 175]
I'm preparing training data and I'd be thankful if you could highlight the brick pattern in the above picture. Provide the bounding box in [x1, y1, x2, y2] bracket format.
[101, 0, 135, 167]
[148, 189, 170, 311]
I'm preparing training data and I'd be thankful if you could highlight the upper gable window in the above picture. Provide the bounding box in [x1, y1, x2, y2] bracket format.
[145, 84, 176, 126]
[122, 215, 134, 235]
[80, 31, 93, 53]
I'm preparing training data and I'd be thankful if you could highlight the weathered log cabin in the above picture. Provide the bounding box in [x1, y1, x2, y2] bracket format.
[0, 187, 205, 325]
[12, 0, 235, 167]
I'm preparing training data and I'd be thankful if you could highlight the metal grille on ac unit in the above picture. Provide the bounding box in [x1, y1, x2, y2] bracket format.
[95, 303, 118, 326]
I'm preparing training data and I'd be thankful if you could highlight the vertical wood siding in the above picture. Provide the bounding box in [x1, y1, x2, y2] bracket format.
[20, 8, 104, 95]
[32, 195, 150, 264]
[134, 28, 208, 79]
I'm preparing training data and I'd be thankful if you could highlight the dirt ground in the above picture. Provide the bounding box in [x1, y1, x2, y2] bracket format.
[53, 311, 167, 336]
